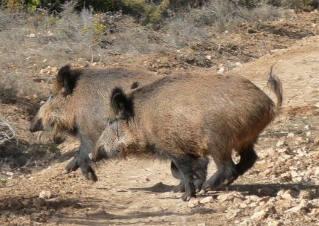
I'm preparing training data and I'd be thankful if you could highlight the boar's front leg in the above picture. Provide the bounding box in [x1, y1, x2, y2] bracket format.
[172, 155, 196, 201]
[170, 161, 185, 192]
[171, 157, 209, 193]
[65, 136, 98, 182]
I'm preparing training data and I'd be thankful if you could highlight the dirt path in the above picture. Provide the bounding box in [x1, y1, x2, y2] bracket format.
[232, 35, 319, 108]
[1, 36, 319, 226]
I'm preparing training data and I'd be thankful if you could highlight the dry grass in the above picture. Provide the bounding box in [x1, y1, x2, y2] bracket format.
[0, 117, 15, 145]
[0, 1, 295, 101]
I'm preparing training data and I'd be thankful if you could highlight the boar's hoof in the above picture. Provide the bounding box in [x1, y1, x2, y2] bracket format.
[174, 180, 203, 193]
[65, 154, 98, 182]
[203, 163, 238, 191]
[182, 192, 195, 202]
[80, 164, 98, 182]
[65, 157, 80, 172]
[194, 179, 205, 192]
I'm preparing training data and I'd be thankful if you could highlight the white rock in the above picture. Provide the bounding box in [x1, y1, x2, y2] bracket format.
[217, 193, 230, 202]
[188, 199, 200, 208]
[285, 200, 309, 213]
[249, 202, 257, 208]
[200, 196, 213, 204]
[27, 33, 36, 38]
[239, 220, 249, 226]
[6, 172, 13, 176]
[39, 190, 52, 199]
[251, 209, 267, 221]
[282, 192, 294, 200]
[292, 176, 303, 183]
[226, 209, 240, 219]
[239, 202, 248, 209]
[310, 208, 319, 216]
[235, 62, 242, 67]
[299, 190, 312, 200]
[160, 192, 172, 198]
[267, 220, 282, 226]
[276, 140, 286, 147]
[217, 192, 242, 202]
[247, 195, 260, 202]
[287, 132, 295, 138]
[290, 171, 299, 178]
[217, 67, 225, 75]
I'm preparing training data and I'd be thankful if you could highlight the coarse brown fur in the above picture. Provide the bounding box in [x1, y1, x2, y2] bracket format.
[95, 69, 282, 200]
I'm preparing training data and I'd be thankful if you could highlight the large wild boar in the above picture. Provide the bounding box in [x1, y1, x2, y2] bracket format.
[30, 65, 208, 187]
[93, 70, 282, 201]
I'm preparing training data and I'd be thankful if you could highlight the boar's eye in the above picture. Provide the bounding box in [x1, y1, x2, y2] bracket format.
[107, 119, 120, 139]
[107, 118, 117, 126]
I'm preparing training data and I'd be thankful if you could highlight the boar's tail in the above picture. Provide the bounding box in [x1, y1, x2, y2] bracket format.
[267, 65, 283, 112]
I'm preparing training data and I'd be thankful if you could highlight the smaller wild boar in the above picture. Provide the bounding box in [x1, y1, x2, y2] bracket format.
[93, 69, 282, 201]
[30, 65, 208, 188]
[30, 65, 159, 181]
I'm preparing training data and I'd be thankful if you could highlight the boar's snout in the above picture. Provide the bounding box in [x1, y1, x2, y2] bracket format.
[30, 118, 43, 132]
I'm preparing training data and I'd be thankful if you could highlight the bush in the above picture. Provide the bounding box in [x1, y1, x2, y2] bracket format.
[1, 0, 318, 15]
[1, 0, 209, 23]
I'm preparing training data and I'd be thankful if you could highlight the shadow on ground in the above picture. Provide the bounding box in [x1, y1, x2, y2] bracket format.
[202, 183, 319, 198]
[54, 207, 214, 225]
[0, 138, 77, 177]
[131, 182, 319, 199]
[130, 182, 176, 193]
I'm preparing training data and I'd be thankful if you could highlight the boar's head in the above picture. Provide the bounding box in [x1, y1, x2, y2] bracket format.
[30, 65, 80, 142]
[93, 87, 138, 160]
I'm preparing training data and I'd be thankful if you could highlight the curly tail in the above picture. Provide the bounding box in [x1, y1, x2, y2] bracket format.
[267, 65, 283, 112]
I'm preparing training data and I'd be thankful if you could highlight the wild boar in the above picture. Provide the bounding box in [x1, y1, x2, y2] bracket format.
[30, 65, 160, 181]
[93, 70, 282, 201]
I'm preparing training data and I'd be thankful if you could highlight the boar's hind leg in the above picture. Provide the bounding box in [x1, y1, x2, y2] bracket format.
[65, 138, 98, 182]
[236, 144, 258, 176]
[203, 158, 238, 191]
[172, 156, 196, 201]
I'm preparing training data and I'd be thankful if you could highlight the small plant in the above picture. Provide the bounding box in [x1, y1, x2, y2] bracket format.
[3, 0, 24, 11]
[93, 16, 107, 39]
[0, 117, 15, 145]
[0, 176, 7, 186]
[27, 0, 41, 12]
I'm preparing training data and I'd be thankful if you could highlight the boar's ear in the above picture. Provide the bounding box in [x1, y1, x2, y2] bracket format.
[111, 87, 134, 120]
[55, 64, 81, 96]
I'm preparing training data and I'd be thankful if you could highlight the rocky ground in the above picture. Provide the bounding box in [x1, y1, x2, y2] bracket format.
[0, 10, 319, 226]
